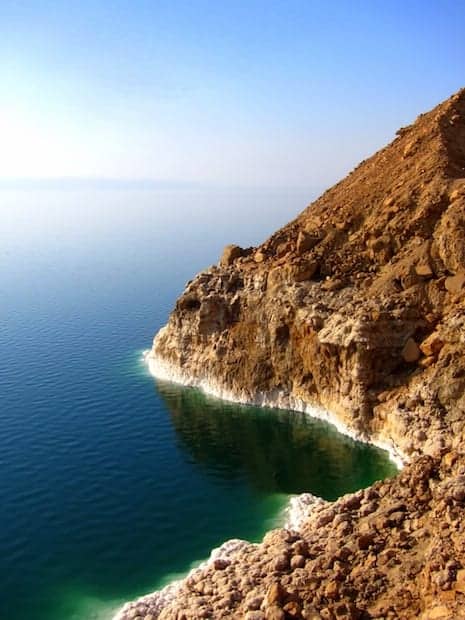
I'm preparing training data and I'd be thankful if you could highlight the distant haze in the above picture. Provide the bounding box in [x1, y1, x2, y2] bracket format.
[0, 1, 464, 189]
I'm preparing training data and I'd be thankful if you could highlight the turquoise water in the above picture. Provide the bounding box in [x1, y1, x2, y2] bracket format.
[1, 187, 396, 620]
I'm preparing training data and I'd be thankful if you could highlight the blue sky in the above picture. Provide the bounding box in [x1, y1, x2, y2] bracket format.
[0, 1, 464, 187]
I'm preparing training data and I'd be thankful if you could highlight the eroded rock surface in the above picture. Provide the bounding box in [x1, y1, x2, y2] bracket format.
[120, 89, 465, 618]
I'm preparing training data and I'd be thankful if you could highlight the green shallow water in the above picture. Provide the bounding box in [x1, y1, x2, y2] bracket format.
[1, 189, 397, 620]
[156, 380, 397, 501]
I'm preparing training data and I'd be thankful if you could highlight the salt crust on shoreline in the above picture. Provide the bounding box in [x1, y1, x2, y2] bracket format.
[111, 351, 405, 619]
[113, 494, 324, 620]
[145, 349, 406, 469]
[113, 539, 250, 620]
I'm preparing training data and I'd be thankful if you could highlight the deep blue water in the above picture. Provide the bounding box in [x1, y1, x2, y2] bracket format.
[0, 187, 396, 620]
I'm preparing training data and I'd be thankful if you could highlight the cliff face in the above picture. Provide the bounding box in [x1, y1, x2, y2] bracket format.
[150, 88, 465, 461]
[125, 89, 465, 620]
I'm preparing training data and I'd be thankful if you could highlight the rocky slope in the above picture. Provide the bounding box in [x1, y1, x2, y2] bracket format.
[121, 89, 465, 618]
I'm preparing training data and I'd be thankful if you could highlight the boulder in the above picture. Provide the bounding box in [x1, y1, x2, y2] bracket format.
[291, 261, 318, 282]
[296, 231, 319, 255]
[220, 244, 244, 267]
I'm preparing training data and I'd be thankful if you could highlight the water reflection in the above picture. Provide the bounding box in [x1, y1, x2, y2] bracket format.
[155, 380, 397, 500]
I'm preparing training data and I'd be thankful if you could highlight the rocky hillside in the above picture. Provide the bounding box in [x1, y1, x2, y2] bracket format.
[149, 87, 465, 462]
[124, 89, 465, 619]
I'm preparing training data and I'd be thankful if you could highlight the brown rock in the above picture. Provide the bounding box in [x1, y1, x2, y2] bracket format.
[402, 337, 421, 363]
[321, 278, 342, 291]
[246, 595, 264, 611]
[415, 263, 434, 277]
[246, 613, 266, 620]
[265, 607, 286, 620]
[324, 579, 340, 599]
[445, 270, 465, 293]
[357, 532, 375, 550]
[450, 185, 465, 202]
[292, 261, 318, 282]
[273, 554, 290, 572]
[220, 244, 244, 267]
[265, 582, 286, 606]
[425, 605, 453, 619]
[213, 558, 230, 570]
[283, 600, 302, 617]
[296, 231, 319, 254]
[420, 332, 444, 357]
[290, 554, 306, 569]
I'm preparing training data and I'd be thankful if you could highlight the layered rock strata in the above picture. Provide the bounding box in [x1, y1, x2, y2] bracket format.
[120, 89, 465, 618]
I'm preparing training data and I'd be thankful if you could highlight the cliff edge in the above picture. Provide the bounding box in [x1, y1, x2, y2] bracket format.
[126, 89, 465, 618]
[149, 88, 465, 463]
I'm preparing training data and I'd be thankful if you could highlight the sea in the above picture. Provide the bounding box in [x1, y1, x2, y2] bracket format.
[0, 185, 397, 620]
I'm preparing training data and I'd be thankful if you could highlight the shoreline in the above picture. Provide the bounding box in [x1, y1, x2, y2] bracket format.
[113, 539, 251, 620]
[144, 350, 407, 469]
[111, 350, 405, 620]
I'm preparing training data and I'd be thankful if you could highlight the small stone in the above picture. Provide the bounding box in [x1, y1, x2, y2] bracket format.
[445, 270, 465, 293]
[292, 261, 318, 282]
[419, 355, 435, 368]
[213, 558, 230, 570]
[290, 554, 306, 569]
[450, 186, 465, 202]
[265, 607, 286, 620]
[341, 494, 361, 511]
[273, 554, 290, 572]
[334, 602, 350, 618]
[316, 509, 335, 527]
[358, 532, 375, 550]
[402, 337, 421, 363]
[403, 139, 418, 158]
[420, 332, 444, 357]
[452, 482, 465, 502]
[321, 278, 342, 291]
[245, 612, 266, 620]
[246, 595, 264, 611]
[425, 606, 452, 619]
[415, 263, 433, 277]
[387, 511, 405, 526]
[455, 568, 465, 594]
[265, 582, 286, 606]
[283, 600, 302, 616]
[292, 540, 309, 557]
[324, 579, 339, 599]
[415, 430, 427, 442]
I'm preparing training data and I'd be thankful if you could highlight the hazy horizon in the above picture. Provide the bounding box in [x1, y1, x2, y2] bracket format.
[1, 1, 464, 190]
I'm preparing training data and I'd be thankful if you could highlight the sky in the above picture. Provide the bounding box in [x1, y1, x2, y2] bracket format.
[0, 1, 464, 188]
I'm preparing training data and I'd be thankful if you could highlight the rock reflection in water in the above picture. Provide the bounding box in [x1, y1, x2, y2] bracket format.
[155, 380, 396, 500]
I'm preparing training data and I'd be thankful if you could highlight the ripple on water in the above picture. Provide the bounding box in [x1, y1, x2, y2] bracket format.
[0, 198, 396, 620]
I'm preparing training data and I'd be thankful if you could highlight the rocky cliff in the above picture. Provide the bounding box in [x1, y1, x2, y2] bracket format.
[122, 89, 465, 618]
[149, 87, 465, 463]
